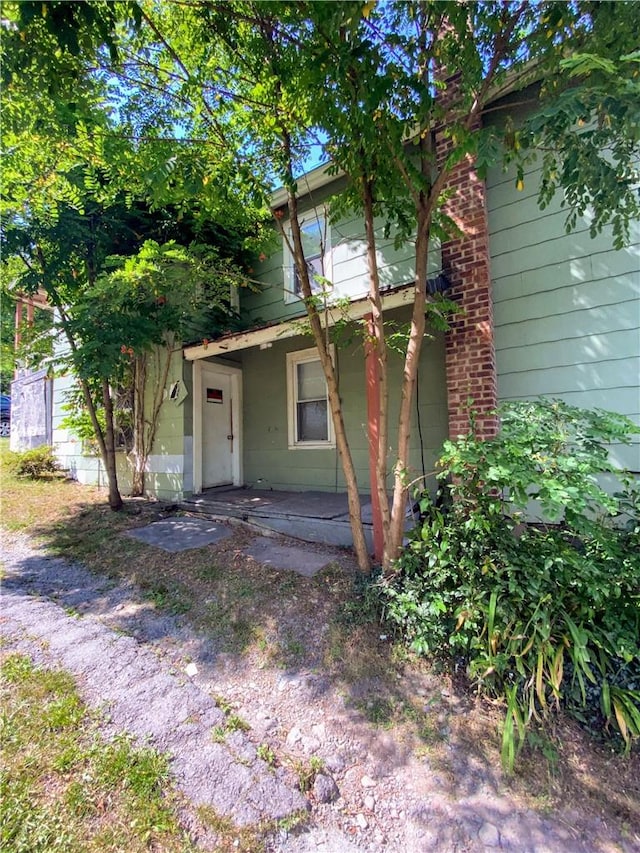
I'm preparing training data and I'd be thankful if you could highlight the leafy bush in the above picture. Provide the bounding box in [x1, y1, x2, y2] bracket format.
[9, 445, 61, 479]
[382, 400, 640, 770]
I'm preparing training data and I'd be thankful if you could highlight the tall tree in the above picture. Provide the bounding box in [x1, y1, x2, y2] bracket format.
[1, 1, 267, 507]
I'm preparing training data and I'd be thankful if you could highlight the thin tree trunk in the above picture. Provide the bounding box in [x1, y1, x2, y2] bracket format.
[385, 221, 430, 570]
[49, 294, 124, 511]
[288, 193, 371, 573]
[362, 179, 391, 543]
[130, 344, 174, 496]
[281, 144, 370, 573]
[87, 217, 123, 511]
[256, 17, 371, 570]
[130, 355, 147, 496]
[101, 378, 124, 510]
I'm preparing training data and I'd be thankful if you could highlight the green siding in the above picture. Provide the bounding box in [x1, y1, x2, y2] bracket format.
[52, 348, 192, 501]
[242, 193, 441, 327]
[142, 347, 191, 500]
[487, 160, 640, 472]
[239, 308, 448, 495]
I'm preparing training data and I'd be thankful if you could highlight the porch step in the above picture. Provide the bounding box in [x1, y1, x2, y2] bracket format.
[179, 494, 374, 550]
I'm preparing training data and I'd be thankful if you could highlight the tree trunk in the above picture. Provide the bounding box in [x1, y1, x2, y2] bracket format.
[101, 378, 123, 510]
[53, 299, 124, 512]
[130, 344, 174, 497]
[362, 179, 391, 549]
[385, 220, 430, 570]
[130, 355, 146, 497]
[290, 208, 371, 573]
[282, 157, 371, 572]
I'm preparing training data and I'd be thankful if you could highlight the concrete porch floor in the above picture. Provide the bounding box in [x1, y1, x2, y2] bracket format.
[180, 486, 376, 549]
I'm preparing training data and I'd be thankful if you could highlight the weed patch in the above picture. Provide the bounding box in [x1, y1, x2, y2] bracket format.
[211, 701, 251, 743]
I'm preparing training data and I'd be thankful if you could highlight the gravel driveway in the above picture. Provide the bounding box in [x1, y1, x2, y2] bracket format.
[1, 533, 308, 847]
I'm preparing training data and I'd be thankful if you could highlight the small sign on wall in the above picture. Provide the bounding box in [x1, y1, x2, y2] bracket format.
[206, 387, 223, 404]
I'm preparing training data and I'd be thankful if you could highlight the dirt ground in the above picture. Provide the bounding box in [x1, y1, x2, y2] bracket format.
[1, 486, 639, 851]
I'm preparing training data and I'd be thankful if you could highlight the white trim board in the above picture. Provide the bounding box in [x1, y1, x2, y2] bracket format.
[192, 360, 243, 494]
[184, 284, 417, 361]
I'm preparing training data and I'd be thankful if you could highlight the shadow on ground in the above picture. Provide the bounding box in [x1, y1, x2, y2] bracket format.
[5, 496, 639, 851]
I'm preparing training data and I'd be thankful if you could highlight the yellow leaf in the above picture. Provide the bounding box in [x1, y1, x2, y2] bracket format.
[535, 651, 545, 706]
[613, 698, 630, 746]
[516, 178, 525, 192]
[362, 1, 376, 18]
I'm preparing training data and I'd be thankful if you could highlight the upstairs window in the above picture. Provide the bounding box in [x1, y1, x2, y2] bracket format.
[284, 211, 332, 304]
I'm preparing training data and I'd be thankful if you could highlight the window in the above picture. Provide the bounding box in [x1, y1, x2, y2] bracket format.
[284, 211, 332, 304]
[286, 347, 335, 449]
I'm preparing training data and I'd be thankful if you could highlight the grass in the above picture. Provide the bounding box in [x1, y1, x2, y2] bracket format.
[211, 711, 251, 743]
[0, 653, 194, 853]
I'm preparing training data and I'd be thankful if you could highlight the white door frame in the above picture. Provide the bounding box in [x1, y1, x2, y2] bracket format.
[193, 360, 243, 494]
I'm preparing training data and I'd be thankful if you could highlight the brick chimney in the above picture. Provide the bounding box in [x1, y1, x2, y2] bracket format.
[438, 128, 498, 440]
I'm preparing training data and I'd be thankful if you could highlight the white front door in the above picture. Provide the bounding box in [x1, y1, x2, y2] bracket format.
[202, 369, 234, 487]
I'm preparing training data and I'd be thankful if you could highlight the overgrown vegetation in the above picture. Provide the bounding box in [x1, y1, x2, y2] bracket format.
[0, 653, 193, 853]
[4, 2, 639, 571]
[382, 400, 640, 770]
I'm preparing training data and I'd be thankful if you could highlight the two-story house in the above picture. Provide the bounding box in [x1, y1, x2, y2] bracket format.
[35, 110, 638, 546]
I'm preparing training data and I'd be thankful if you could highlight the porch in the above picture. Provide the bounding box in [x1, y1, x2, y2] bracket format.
[181, 486, 379, 549]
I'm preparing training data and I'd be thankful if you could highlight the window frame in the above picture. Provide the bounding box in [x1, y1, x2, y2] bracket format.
[283, 211, 332, 305]
[286, 346, 335, 450]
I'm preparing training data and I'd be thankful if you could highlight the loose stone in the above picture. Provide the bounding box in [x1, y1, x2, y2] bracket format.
[286, 726, 302, 746]
[479, 821, 501, 847]
[313, 773, 339, 804]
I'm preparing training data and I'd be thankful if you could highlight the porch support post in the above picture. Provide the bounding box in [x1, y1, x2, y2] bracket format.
[365, 313, 384, 562]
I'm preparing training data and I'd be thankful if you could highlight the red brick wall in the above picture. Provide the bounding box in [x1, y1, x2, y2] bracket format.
[439, 141, 498, 440]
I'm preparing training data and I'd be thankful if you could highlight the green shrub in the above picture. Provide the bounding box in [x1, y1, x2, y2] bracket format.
[382, 400, 640, 770]
[9, 445, 61, 479]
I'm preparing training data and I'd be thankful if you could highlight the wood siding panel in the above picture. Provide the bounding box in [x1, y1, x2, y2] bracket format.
[239, 310, 448, 495]
[487, 159, 639, 470]
[494, 270, 639, 306]
[496, 329, 638, 372]
[241, 202, 441, 326]
[496, 301, 638, 350]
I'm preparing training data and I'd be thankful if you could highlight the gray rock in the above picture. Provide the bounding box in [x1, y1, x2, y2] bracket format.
[286, 725, 303, 746]
[313, 773, 339, 804]
[479, 821, 501, 847]
[323, 751, 346, 774]
[355, 813, 368, 830]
